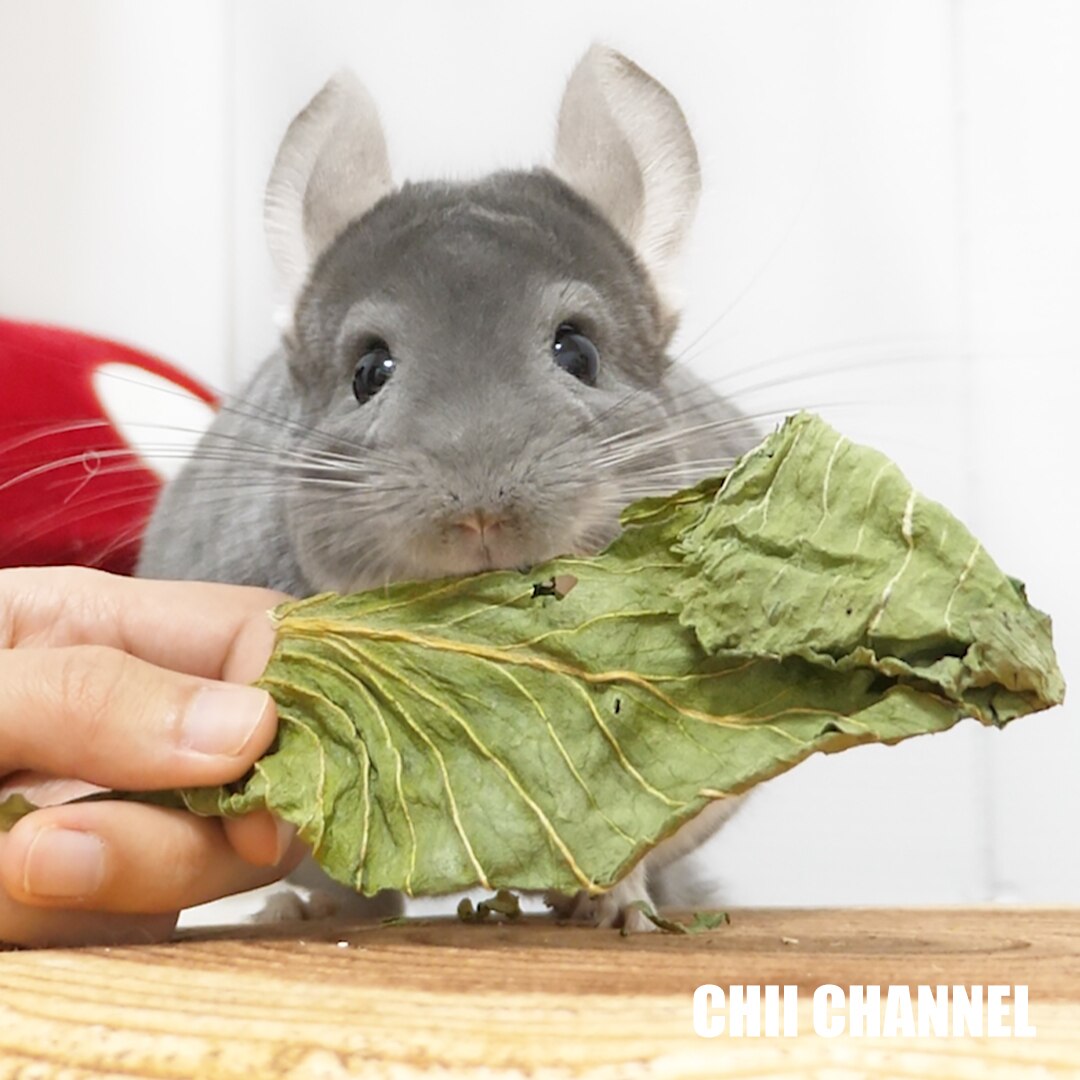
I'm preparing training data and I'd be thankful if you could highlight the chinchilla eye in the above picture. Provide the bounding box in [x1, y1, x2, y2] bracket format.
[552, 323, 599, 386]
[353, 342, 395, 402]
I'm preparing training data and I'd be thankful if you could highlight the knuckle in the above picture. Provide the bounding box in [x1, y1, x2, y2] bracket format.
[55, 645, 136, 745]
[0, 566, 111, 648]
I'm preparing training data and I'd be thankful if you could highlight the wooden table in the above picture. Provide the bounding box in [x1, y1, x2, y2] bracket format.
[0, 908, 1077, 1078]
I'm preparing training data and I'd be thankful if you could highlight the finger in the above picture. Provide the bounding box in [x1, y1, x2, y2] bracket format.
[0, 776, 300, 870]
[0, 644, 276, 788]
[0, 802, 306, 914]
[0, 875, 177, 948]
[222, 811, 299, 868]
[0, 566, 287, 683]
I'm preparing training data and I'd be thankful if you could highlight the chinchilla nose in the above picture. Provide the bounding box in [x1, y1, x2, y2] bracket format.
[451, 509, 506, 536]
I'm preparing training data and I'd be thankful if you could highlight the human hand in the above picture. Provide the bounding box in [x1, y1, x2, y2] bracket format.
[0, 566, 306, 947]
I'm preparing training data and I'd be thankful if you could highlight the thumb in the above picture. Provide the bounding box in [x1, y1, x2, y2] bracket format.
[0, 645, 277, 790]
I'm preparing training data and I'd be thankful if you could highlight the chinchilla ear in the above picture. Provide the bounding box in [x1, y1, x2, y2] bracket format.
[265, 71, 393, 308]
[553, 45, 700, 311]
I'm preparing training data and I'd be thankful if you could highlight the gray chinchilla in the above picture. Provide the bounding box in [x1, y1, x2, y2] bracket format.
[138, 45, 756, 931]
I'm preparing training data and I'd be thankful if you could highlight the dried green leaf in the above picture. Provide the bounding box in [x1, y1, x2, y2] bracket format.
[674, 412, 1064, 720]
[0, 414, 1065, 902]
[621, 901, 687, 935]
[619, 903, 727, 935]
[457, 889, 522, 922]
[0, 794, 36, 831]
[685, 911, 731, 933]
[477, 888, 522, 920]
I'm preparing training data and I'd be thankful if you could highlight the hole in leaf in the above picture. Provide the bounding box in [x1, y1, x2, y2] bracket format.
[531, 574, 578, 600]
[614, 698, 622, 714]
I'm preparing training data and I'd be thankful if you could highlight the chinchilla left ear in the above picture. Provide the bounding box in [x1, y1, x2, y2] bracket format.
[265, 70, 393, 311]
[553, 45, 701, 314]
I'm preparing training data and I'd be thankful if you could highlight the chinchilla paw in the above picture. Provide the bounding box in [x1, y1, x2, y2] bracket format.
[543, 867, 659, 932]
[252, 887, 340, 924]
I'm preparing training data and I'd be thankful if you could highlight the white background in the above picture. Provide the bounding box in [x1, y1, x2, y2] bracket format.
[0, 0, 1076, 910]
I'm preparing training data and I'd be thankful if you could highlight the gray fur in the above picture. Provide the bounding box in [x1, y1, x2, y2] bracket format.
[137, 47, 757, 927]
[139, 169, 750, 595]
[554, 44, 701, 311]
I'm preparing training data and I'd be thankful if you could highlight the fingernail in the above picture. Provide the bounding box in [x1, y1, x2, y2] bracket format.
[274, 818, 298, 863]
[181, 685, 271, 757]
[24, 828, 106, 898]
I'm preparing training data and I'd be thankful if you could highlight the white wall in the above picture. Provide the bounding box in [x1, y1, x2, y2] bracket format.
[1, 0, 1076, 908]
[0, 0, 233, 386]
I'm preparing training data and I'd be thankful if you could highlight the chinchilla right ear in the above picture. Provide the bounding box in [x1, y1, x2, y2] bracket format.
[553, 45, 701, 317]
[265, 71, 393, 315]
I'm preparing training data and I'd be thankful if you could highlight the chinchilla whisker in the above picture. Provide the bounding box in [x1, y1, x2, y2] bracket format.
[544, 379, 680, 449]
[334, 531, 411, 589]
[294, 487, 416, 513]
[165, 423, 388, 471]
[585, 382, 750, 449]
[134, 444, 316, 469]
[592, 419, 755, 467]
[161, 478, 371, 500]
[535, 400, 734, 479]
[212, 394, 399, 462]
[292, 476, 392, 495]
[652, 384, 840, 431]
[28, 475, 160, 514]
[95, 522, 161, 567]
[0, 418, 114, 456]
[612, 488, 681, 503]
[594, 401, 849, 464]
[177, 457, 397, 485]
[10, 491, 160, 550]
[594, 430, 744, 472]
[292, 476, 390, 492]
[95, 365, 349, 457]
[677, 331, 952, 380]
[669, 162, 825, 363]
[126, 421, 366, 469]
[177, 450, 378, 479]
[713, 350, 962, 401]
[613, 450, 739, 474]
[572, 527, 617, 555]
[88, 360, 374, 461]
[0, 447, 162, 494]
[1, 409, 376, 478]
[141, 431, 397, 477]
[620, 457, 737, 482]
[558, 367, 756, 456]
[591, 415, 684, 452]
[171, 474, 394, 500]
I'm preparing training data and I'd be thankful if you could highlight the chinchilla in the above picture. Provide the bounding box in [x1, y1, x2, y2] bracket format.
[137, 45, 757, 931]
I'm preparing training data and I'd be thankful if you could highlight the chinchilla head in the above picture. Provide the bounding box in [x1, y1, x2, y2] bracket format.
[263, 46, 740, 592]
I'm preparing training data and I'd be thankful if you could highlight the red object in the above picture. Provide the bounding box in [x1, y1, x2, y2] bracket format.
[0, 319, 217, 575]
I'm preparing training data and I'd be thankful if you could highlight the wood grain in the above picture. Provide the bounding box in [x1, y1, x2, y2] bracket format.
[0, 908, 1078, 1078]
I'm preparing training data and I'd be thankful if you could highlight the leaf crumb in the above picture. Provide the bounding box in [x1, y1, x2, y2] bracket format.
[458, 890, 522, 922]
[478, 888, 522, 920]
[622, 902, 729, 935]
